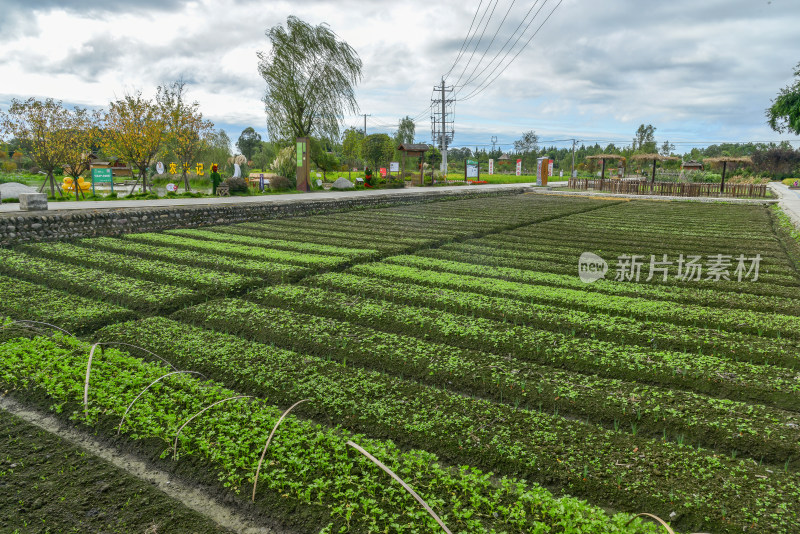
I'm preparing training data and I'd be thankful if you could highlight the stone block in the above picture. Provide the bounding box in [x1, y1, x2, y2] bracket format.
[19, 193, 48, 211]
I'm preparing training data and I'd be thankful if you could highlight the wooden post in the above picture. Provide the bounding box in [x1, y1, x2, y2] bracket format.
[601, 158, 606, 180]
[720, 161, 727, 194]
[651, 159, 657, 184]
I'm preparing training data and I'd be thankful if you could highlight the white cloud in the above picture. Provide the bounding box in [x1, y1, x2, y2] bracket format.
[0, 0, 798, 150]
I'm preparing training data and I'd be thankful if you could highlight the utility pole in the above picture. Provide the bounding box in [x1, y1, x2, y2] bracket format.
[361, 114, 371, 136]
[431, 78, 454, 175]
[571, 139, 578, 178]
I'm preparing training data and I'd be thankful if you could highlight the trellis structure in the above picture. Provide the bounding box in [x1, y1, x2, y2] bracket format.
[585, 154, 626, 180]
[631, 153, 681, 184]
[704, 157, 752, 193]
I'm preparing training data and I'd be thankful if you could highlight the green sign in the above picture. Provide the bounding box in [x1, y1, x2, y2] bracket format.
[466, 159, 477, 165]
[296, 142, 305, 167]
[91, 168, 113, 183]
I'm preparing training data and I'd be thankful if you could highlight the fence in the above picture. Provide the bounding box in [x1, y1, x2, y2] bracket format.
[567, 178, 767, 198]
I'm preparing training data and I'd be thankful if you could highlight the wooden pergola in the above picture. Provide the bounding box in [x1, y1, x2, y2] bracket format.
[630, 153, 680, 184]
[585, 154, 626, 180]
[397, 143, 431, 186]
[704, 157, 752, 193]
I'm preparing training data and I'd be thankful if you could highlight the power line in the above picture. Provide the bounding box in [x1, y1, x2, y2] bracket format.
[458, 0, 545, 91]
[452, 0, 502, 89]
[460, 0, 563, 102]
[443, 0, 485, 80]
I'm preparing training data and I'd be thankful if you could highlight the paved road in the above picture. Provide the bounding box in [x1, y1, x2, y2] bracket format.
[768, 182, 800, 229]
[0, 183, 538, 213]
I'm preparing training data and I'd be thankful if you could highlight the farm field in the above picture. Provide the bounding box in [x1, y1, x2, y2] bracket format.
[1, 193, 799, 533]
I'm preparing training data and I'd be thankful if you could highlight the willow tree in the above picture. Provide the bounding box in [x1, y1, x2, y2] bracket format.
[258, 16, 362, 142]
[101, 92, 166, 193]
[0, 98, 72, 197]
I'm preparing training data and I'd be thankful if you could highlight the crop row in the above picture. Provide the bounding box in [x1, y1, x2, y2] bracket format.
[102, 315, 800, 533]
[458, 231, 799, 280]
[366, 258, 800, 341]
[19, 241, 259, 294]
[246, 285, 799, 410]
[167, 296, 800, 466]
[412, 246, 800, 314]
[554, 201, 778, 237]
[0, 333, 661, 534]
[75, 236, 313, 283]
[159, 228, 379, 258]
[439, 237, 798, 287]
[304, 272, 800, 368]
[499, 224, 793, 261]
[0, 248, 197, 313]
[0, 274, 135, 335]
[205, 224, 415, 254]
[419, 245, 799, 301]
[122, 232, 350, 270]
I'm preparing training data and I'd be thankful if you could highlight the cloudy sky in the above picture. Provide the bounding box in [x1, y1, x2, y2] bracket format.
[1, 0, 799, 152]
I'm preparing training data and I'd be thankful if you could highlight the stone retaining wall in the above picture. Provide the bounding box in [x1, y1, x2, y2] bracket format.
[0, 188, 526, 247]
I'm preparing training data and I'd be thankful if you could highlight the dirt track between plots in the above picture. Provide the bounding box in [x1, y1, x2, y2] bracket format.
[0, 395, 277, 534]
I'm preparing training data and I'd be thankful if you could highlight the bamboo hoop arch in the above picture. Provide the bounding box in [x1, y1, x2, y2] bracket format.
[84, 343, 176, 419]
[347, 440, 452, 534]
[252, 399, 311, 502]
[173, 395, 254, 459]
[117, 370, 206, 435]
[1, 320, 74, 337]
[625, 513, 710, 534]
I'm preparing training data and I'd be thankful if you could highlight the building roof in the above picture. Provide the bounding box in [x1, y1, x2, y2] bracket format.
[397, 143, 430, 152]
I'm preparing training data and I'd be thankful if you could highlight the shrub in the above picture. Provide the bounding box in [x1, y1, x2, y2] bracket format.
[2, 161, 17, 173]
[269, 175, 291, 191]
[223, 177, 248, 193]
[271, 146, 297, 188]
[783, 178, 800, 187]
[28, 166, 40, 175]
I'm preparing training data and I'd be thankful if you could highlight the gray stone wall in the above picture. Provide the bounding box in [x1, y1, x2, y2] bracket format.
[0, 188, 526, 247]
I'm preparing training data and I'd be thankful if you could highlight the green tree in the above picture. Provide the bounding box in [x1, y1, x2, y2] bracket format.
[362, 133, 392, 171]
[632, 124, 657, 153]
[61, 107, 100, 200]
[310, 137, 340, 182]
[237, 127, 262, 161]
[660, 140, 676, 156]
[395, 116, 415, 145]
[258, 16, 362, 142]
[251, 141, 277, 171]
[0, 98, 74, 197]
[341, 127, 364, 179]
[101, 92, 166, 193]
[199, 128, 232, 172]
[514, 130, 539, 171]
[767, 62, 800, 135]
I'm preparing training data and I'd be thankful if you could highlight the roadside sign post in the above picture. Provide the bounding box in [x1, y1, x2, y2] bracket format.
[296, 137, 310, 192]
[465, 159, 479, 181]
[91, 168, 114, 195]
